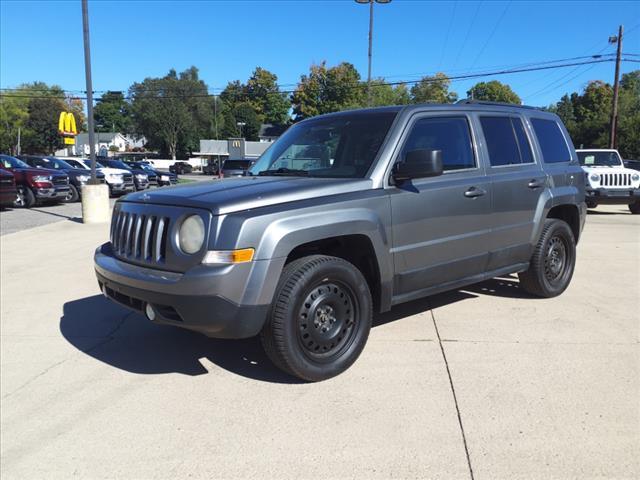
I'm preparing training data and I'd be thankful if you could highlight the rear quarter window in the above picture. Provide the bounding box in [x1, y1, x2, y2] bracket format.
[530, 118, 571, 164]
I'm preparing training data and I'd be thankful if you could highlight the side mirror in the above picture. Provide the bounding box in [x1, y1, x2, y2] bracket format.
[393, 149, 443, 183]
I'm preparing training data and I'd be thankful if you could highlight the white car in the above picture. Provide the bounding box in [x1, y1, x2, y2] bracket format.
[577, 149, 640, 214]
[62, 158, 135, 196]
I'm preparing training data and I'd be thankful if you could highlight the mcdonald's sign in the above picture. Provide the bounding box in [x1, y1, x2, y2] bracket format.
[58, 111, 77, 145]
[58, 112, 77, 137]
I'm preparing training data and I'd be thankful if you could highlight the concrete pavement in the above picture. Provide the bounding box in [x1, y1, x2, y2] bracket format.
[1, 205, 638, 479]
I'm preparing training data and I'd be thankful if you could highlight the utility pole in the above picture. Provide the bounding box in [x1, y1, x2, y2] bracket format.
[609, 24, 623, 149]
[356, 0, 391, 107]
[82, 0, 97, 183]
[16, 127, 21, 155]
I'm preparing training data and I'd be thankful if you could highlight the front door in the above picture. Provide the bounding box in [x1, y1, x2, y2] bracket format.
[389, 114, 492, 303]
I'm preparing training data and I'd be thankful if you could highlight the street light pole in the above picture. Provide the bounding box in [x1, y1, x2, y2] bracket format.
[609, 25, 623, 149]
[356, 0, 390, 107]
[81, 0, 97, 183]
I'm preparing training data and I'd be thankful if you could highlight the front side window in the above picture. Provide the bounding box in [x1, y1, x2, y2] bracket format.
[531, 118, 571, 164]
[480, 116, 534, 166]
[401, 116, 475, 171]
[249, 111, 398, 178]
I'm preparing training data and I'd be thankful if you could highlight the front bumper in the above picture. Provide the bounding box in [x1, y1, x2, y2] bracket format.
[94, 243, 270, 338]
[134, 178, 149, 190]
[109, 182, 135, 193]
[0, 188, 18, 206]
[586, 187, 640, 204]
[35, 186, 69, 200]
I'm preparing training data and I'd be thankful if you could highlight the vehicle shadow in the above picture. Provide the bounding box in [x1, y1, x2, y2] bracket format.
[60, 276, 535, 383]
[30, 207, 82, 223]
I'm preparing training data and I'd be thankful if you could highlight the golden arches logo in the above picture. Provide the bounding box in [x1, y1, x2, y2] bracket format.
[58, 112, 77, 136]
[232, 140, 241, 147]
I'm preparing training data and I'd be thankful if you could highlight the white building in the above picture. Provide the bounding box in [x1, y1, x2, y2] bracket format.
[74, 133, 147, 156]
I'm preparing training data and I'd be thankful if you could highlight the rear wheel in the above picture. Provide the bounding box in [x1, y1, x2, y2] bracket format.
[586, 200, 598, 209]
[64, 184, 79, 203]
[629, 201, 640, 214]
[261, 255, 372, 382]
[519, 219, 576, 298]
[14, 186, 35, 208]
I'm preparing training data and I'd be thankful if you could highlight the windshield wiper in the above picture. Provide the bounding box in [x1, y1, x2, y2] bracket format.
[258, 168, 310, 177]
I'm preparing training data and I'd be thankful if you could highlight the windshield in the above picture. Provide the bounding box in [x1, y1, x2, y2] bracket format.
[577, 151, 622, 167]
[0, 155, 30, 169]
[248, 111, 398, 178]
[65, 159, 84, 169]
[108, 160, 131, 170]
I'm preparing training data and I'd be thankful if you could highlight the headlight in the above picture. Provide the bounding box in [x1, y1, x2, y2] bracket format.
[178, 215, 205, 254]
[136, 174, 147, 180]
[32, 175, 52, 182]
[632, 173, 640, 182]
[107, 174, 123, 183]
[77, 175, 90, 183]
[160, 175, 169, 181]
[590, 173, 600, 182]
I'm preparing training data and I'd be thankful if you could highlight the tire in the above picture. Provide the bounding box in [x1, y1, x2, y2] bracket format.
[14, 186, 35, 208]
[586, 200, 598, 209]
[64, 184, 79, 203]
[261, 255, 372, 382]
[518, 219, 576, 298]
[629, 201, 640, 214]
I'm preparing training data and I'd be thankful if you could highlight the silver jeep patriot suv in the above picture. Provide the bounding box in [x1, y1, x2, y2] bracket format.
[95, 101, 586, 381]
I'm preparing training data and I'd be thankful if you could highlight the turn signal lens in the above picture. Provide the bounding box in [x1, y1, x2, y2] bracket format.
[202, 248, 255, 265]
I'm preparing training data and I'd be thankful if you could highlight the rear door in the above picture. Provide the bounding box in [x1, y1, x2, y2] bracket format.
[476, 114, 547, 270]
[389, 113, 492, 301]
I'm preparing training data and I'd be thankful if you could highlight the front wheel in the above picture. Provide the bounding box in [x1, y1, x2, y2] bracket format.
[64, 184, 79, 203]
[14, 186, 35, 208]
[261, 255, 372, 382]
[518, 219, 576, 298]
[629, 201, 640, 214]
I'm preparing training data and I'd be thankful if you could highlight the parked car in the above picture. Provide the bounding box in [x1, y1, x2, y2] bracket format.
[18, 155, 106, 203]
[0, 168, 18, 207]
[101, 159, 149, 191]
[623, 159, 640, 172]
[202, 160, 221, 176]
[124, 161, 177, 187]
[576, 149, 640, 214]
[63, 158, 135, 196]
[95, 102, 586, 381]
[169, 161, 193, 174]
[0, 154, 70, 208]
[221, 159, 255, 177]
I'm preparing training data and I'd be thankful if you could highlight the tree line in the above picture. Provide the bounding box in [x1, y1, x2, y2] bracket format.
[1, 63, 637, 159]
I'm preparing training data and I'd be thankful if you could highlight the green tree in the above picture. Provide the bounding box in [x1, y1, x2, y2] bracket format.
[466, 80, 521, 104]
[129, 66, 213, 159]
[0, 92, 29, 154]
[551, 94, 577, 138]
[368, 80, 411, 107]
[220, 102, 261, 140]
[246, 67, 290, 125]
[571, 80, 612, 149]
[94, 91, 132, 133]
[616, 71, 640, 159]
[410, 73, 458, 104]
[291, 62, 365, 120]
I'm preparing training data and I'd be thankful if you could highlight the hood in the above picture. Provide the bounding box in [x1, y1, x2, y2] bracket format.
[101, 167, 131, 175]
[122, 176, 373, 215]
[581, 165, 634, 174]
[61, 167, 104, 177]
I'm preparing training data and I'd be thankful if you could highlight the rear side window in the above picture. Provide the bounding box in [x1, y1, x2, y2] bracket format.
[402, 116, 475, 171]
[480, 116, 533, 166]
[531, 118, 571, 163]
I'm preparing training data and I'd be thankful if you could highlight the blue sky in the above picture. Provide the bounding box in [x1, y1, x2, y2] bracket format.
[1, 0, 639, 106]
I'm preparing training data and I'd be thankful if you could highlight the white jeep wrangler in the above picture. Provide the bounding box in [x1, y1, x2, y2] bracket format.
[577, 149, 640, 214]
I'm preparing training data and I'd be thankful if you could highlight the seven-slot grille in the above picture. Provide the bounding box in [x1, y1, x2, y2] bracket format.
[111, 210, 170, 264]
[600, 173, 632, 188]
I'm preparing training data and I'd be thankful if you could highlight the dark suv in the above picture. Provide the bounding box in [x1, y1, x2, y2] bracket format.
[18, 155, 105, 203]
[96, 102, 586, 381]
[169, 161, 193, 174]
[124, 161, 177, 187]
[0, 154, 70, 208]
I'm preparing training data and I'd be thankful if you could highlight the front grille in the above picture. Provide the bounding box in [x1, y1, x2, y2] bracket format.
[600, 173, 631, 188]
[53, 176, 69, 186]
[123, 173, 133, 182]
[0, 177, 14, 186]
[111, 210, 170, 264]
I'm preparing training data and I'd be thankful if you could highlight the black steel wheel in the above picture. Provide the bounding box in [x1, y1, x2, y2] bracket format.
[519, 219, 576, 297]
[64, 184, 79, 203]
[261, 255, 372, 382]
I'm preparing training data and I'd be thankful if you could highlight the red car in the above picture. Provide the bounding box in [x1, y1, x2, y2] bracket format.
[0, 154, 70, 208]
[0, 168, 18, 207]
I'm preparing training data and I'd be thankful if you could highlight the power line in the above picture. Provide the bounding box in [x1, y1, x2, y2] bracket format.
[452, 0, 482, 69]
[438, 0, 458, 70]
[466, 0, 511, 72]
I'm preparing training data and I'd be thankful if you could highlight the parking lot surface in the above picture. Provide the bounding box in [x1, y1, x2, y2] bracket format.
[1, 205, 638, 479]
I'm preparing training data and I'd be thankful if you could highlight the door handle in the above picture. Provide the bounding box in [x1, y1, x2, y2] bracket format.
[528, 179, 544, 189]
[464, 186, 486, 198]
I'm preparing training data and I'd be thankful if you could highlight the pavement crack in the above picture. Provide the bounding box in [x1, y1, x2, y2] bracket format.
[430, 305, 475, 480]
[1, 311, 133, 400]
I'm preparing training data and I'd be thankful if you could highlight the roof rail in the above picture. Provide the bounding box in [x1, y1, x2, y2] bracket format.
[456, 99, 540, 110]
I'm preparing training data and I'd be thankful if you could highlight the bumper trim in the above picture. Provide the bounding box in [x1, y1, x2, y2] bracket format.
[586, 188, 640, 204]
